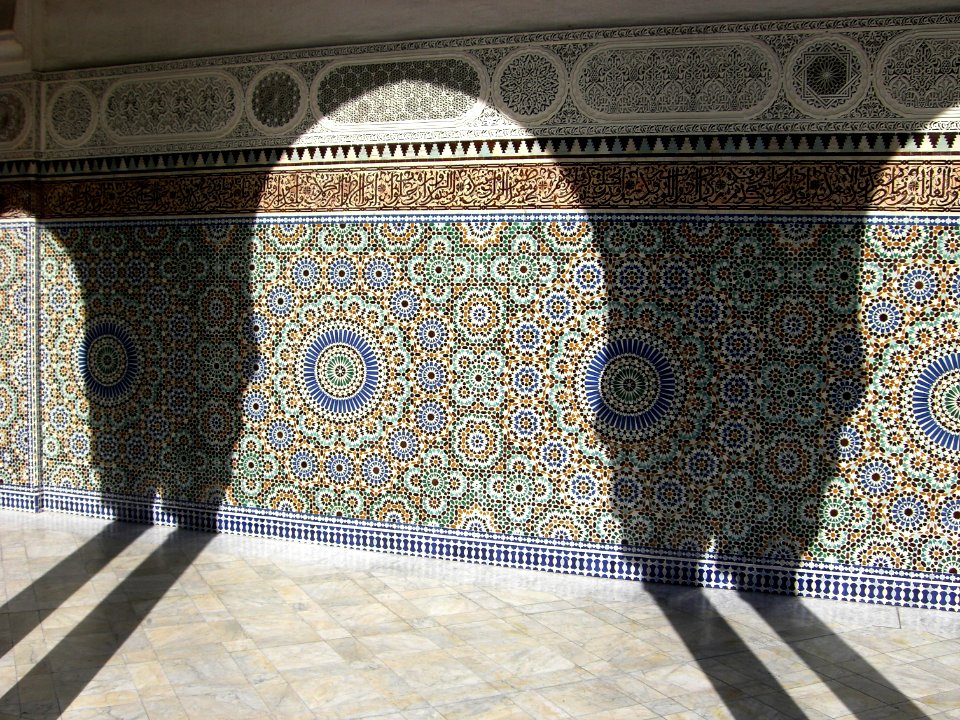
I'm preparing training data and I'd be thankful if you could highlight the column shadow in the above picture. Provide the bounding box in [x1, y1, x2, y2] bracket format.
[588, 197, 936, 717]
[0, 527, 214, 719]
[0, 521, 148, 659]
[1, 178, 269, 715]
[0, 61, 952, 720]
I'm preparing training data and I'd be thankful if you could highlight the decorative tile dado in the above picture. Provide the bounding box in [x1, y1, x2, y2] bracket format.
[571, 39, 779, 121]
[34, 212, 960, 592]
[0, 220, 37, 490]
[10, 13, 960, 160]
[2, 484, 950, 611]
[34, 160, 960, 218]
[0, 484, 41, 511]
[876, 30, 960, 118]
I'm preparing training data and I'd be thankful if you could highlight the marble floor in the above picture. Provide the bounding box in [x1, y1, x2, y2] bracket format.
[0, 510, 958, 720]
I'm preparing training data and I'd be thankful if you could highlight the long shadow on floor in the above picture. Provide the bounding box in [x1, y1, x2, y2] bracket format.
[0, 526, 214, 719]
[0, 521, 149, 657]
[647, 583, 929, 719]
[740, 591, 929, 719]
[645, 584, 808, 719]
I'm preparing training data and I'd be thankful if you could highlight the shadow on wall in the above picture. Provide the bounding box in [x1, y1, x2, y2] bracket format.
[0, 182, 268, 717]
[11, 69, 910, 581]
[551, 160, 949, 718]
[1, 67, 955, 718]
[587, 211, 935, 720]
[590, 212, 866, 570]
[44, 215, 259, 519]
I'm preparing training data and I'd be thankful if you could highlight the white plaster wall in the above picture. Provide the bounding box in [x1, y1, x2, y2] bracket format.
[31, 0, 960, 70]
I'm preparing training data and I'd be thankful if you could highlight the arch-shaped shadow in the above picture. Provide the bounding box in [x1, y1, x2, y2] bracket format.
[1, 54, 954, 719]
[585, 153, 955, 716]
[1, 176, 268, 716]
[588, 206, 933, 718]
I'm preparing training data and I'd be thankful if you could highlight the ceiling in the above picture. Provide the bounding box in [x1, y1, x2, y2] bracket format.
[13, 0, 960, 71]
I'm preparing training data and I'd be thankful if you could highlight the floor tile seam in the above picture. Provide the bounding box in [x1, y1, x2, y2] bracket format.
[642, 641, 785, 665]
[760, 658, 854, 687]
[747, 688, 820, 720]
[900, 660, 960, 688]
[163, 673, 269, 708]
[455, 626, 584, 661]
[519, 605, 652, 638]
[500, 666, 597, 694]
[280, 657, 419, 707]
[704, 663, 848, 693]
[829, 669, 927, 700]
[428, 694, 541, 719]
[830, 625, 948, 643]
[602, 665, 739, 706]
[783, 679, 897, 711]
[785, 646, 889, 675]
[509, 688, 581, 719]
[124, 672, 181, 705]
[593, 670, 689, 707]
[693, 663, 783, 695]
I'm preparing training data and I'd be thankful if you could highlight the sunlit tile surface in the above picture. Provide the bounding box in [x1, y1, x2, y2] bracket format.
[1, 511, 957, 719]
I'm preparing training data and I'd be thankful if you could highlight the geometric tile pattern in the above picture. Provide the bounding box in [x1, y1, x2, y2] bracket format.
[314, 57, 484, 126]
[6, 132, 960, 184]
[877, 32, 960, 116]
[0, 221, 35, 488]
[0, 11, 956, 619]
[101, 73, 242, 141]
[37, 213, 960, 582]
[47, 85, 97, 147]
[573, 41, 778, 119]
[247, 67, 307, 135]
[785, 36, 870, 118]
[493, 49, 566, 123]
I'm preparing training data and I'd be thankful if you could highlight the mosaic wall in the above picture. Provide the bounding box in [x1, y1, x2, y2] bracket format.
[2, 11, 959, 608]
[38, 212, 960, 574]
[0, 221, 35, 488]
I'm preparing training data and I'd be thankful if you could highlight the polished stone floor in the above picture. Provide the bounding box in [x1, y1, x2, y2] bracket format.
[1, 510, 958, 720]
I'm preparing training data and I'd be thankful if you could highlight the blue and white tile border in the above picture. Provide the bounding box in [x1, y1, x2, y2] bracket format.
[2, 485, 956, 612]
[0, 484, 41, 512]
